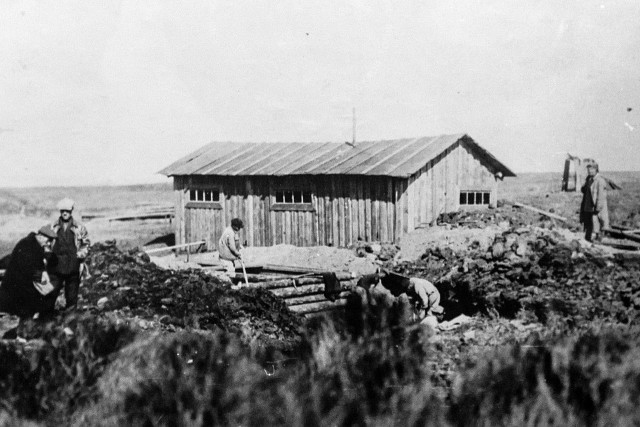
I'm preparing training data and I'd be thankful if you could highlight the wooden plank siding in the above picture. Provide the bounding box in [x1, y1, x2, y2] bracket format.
[172, 143, 499, 248]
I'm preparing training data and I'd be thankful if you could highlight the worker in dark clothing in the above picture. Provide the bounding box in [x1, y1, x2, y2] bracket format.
[580, 163, 610, 242]
[0, 226, 58, 318]
[47, 198, 90, 312]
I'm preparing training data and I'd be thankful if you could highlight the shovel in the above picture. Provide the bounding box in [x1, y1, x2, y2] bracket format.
[240, 259, 249, 287]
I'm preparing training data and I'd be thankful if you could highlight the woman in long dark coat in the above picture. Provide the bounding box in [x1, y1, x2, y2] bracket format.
[0, 227, 57, 318]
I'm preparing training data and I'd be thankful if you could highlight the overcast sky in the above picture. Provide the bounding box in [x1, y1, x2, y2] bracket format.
[1, 0, 639, 187]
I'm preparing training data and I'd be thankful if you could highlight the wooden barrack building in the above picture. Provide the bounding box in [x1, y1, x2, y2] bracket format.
[160, 134, 515, 248]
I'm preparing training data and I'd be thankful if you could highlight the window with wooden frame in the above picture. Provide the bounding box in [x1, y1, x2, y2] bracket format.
[186, 188, 222, 209]
[271, 190, 314, 211]
[459, 190, 491, 206]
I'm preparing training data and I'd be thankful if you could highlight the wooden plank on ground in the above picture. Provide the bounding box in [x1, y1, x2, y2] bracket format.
[512, 202, 568, 222]
[604, 229, 640, 244]
[286, 291, 351, 306]
[262, 264, 352, 276]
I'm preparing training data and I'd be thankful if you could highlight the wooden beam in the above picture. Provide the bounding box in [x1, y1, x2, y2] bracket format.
[604, 229, 640, 244]
[512, 202, 568, 222]
[262, 264, 353, 277]
[144, 240, 206, 254]
[286, 291, 351, 306]
[289, 298, 349, 314]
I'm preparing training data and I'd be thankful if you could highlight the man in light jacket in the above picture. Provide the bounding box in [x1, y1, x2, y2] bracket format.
[47, 198, 90, 312]
[218, 218, 244, 275]
[580, 163, 610, 242]
[380, 270, 444, 328]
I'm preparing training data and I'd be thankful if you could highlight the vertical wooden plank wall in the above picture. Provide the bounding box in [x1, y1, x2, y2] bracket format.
[313, 176, 397, 246]
[458, 141, 498, 208]
[174, 174, 403, 248]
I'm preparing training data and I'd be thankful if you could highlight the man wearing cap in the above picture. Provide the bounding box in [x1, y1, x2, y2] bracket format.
[0, 225, 58, 318]
[218, 218, 244, 276]
[580, 162, 610, 242]
[47, 198, 90, 312]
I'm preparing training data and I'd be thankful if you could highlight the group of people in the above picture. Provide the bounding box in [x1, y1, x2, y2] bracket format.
[0, 198, 89, 319]
[217, 216, 444, 324]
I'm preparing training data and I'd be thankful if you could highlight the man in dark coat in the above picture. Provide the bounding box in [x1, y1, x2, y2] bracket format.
[580, 162, 610, 242]
[0, 226, 57, 318]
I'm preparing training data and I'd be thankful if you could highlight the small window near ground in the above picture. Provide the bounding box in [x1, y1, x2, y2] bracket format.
[188, 189, 220, 202]
[460, 190, 491, 206]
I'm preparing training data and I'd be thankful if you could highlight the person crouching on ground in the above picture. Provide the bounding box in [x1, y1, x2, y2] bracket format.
[218, 218, 244, 276]
[0, 225, 58, 318]
[580, 162, 610, 242]
[47, 198, 90, 313]
[380, 271, 444, 328]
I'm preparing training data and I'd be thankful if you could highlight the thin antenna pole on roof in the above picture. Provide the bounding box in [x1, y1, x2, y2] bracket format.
[352, 107, 356, 146]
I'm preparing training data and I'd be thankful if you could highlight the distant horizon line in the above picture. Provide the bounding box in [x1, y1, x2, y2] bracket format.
[2, 170, 640, 190]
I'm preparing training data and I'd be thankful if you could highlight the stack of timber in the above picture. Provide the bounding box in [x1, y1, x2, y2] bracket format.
[233, 267, 356, 316]
[607, 225, 640, 243]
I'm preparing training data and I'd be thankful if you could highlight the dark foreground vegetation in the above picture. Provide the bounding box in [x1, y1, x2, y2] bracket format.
[2, 170, 640, 426]
[0, 219, 639, 426]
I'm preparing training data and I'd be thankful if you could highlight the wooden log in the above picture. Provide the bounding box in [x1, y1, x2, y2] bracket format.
[604, 229, 640, 244]
[144, 240, 206, 254]
[512, 202, 568, 222]
[272, 284, 325, 297]
[106, 211, 174, 222]
[249, 277, 355, 290]
[286, 291, 351, 306]
[271, 281, 356, 298]
[232, 273, 316, 282]
[289, 298, 349, 314]
[262, 264, 353, 277]
[250, 278, 319, 290]
[598, 240, 640, 251]
[611, 225, 640, 234]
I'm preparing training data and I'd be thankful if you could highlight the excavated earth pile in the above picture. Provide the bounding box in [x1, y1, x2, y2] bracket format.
[80, 241, 304, 349]
[391, 210, 640, 325]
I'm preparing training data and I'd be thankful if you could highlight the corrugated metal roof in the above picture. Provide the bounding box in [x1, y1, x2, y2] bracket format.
[159, 134, 516, 178]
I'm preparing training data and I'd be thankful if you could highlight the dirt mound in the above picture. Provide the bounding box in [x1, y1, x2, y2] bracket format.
[397, 204, 577, 262]
[391, 225, 640, 324]
[81, 241, 304, 350]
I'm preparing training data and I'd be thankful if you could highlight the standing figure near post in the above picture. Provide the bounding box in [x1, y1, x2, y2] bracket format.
[580, 163, 610, 242]
[47, 198, 90, 312]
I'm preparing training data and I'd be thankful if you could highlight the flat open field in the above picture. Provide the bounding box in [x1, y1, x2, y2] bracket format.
[500, 171, 640, 229]
[1, 173, 640, 425]
[0, 183, 174, 257]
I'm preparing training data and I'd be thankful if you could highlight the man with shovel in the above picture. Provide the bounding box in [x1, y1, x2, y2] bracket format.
[218, 218, 245, 277]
